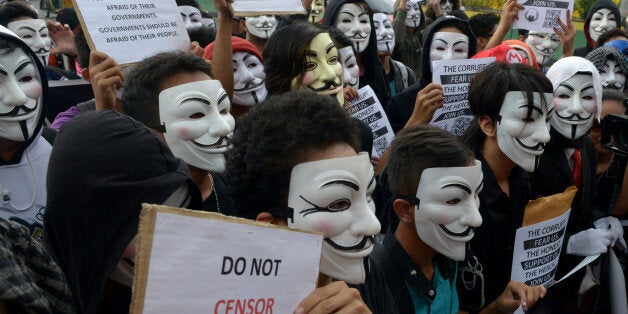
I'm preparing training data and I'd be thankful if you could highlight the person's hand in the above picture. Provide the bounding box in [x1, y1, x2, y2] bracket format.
[189, 41, 204, 57]
[398, 0, 407, 10]
[491, 281, 546, 312]
[567, 228, 614, 256]
[405, 83, 443, 128]
[594, 216, 626, 247]
[89, 51, 123, 111]
[500, 0, 523, 29]
[428, 0, 443, 17]
[554, 9, 575, 57]
[214, 0, 233, 16]
[343, 87, 359, 103]
[46, 20, 77, 56]
[370, 156, 380, 168]
[294, 281, 371, 314]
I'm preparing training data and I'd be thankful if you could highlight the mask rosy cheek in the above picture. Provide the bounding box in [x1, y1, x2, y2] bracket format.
[177, 127, 191, 139]
[315, 219, 334, 235]
[24, 82, 42, 99]
[301, 73, 315, 86]
[553, 98, 560, 109]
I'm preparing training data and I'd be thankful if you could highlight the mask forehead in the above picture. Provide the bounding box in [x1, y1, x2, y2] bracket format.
[496, 91, 553, 171]
[414, 160, 483, 261]
[179, 5, 203, 29]
[590, 8, 618, 42]
[334, 3, 372, 53]
[0, 48, 43, 142]
[232, 51, 267, 106]
[290, 33, 344, 105]
[338, 46, 359, 89]
[245, 15, 276, 39]
[288, 152, 379, 284]
[158, 80, 235, 172]
[7, 19, 51, 66]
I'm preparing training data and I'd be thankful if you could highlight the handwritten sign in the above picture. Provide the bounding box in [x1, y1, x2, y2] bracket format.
[346, 86, 395, 158]
[229, 0, 306, 17]
[131, 204, 323, 314]
[431, 58, 495, 136]
[73, 0, 190, 65]
[513, 0, 574, 33]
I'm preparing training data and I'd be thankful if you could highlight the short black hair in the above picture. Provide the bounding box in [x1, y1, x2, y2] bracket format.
[121, 51, 213, 130]
[0, 1, 37, 26]
[387, 124, 474, 196]
[469, 13, 499, 38]
[56, 8, 79, 30]
[187, 25, 215, 48]
[225, 91, 361, 219]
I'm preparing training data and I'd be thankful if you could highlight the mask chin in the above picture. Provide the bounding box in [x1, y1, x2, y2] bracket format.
[320, 243, 369, 284]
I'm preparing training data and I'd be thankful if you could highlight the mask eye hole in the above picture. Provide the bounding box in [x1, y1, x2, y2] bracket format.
[189, 112, 205, 119]
[446, 199, 461, 205]
[327, 198, 351, 211]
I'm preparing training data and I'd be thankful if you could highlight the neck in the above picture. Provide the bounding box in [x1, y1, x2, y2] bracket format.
[380, 55, 391, 74]
[394, 221, 437, 281]
[481, 137, 516, 196]
[245, 34, 266, 55]
[188, 164, 213, 200]
[0, 138, 24, 163]
[231, 103, 249, 120]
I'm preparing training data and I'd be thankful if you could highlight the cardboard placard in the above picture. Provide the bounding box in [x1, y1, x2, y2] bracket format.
[346, 86, 395, 158]
[131, 204, 323, 314]
[72, 0, 190, 65]
[229, 0, 306, 17]
[513, 0, 575, 33]
[431, 57, 495, 136]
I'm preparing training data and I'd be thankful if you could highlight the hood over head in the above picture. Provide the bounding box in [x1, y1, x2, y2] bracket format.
[0, 25, 47, 147]
[419, 16, 476, 88]
[585, 45, 628, 90]
[44, 110, 201, 313]
[584, 0, 621, 48]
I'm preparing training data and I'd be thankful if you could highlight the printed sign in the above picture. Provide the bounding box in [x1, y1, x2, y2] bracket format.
[72, 0, 190, 65]
[229, 0, 306, 16]
[431, 57, 495, 136]
[131, 204, 323, 314]
[346, 86, 395, 158]
[513, 0, 574, 33]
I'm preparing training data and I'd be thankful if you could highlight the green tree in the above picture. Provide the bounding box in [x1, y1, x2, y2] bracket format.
[575, 0, 594, 19]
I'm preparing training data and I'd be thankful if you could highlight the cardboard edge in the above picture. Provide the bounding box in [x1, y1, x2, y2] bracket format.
[72, 0, 97, 60]
[522, 186, 577, 226]
[129, 204, 158, 314]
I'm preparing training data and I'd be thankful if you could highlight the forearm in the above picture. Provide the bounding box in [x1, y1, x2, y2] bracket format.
[393, 9, 407, 43]
[212, 10, 234, 99]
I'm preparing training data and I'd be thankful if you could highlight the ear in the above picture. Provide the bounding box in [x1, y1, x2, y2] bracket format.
[477, 37, 487, 48]
[478, 115, 496, 138]
[518, 35, 526, 41]
[393, 199, 415, 224]
[256, 212, 288, 226]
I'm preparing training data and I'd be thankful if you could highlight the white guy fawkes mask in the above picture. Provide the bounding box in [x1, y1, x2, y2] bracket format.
[525, 31, 559, 67]
[7, 19, 51, 66]
[233, 51, 268, 106]
[440, 0, 453, 16]
[405, 0, 422, 28]
[245, 15, 276, 39]
[0, 48, 43, 142]
[496, 91, 553, 172]
[290, 33, 344, 105]
[373, 13, 395, 53]
[310, 0, 326, 24]
[599, 58, 626, 90]
[589, 8, 618, 42]
[551, 73, 598, 139]
[202, 18, 216, 30]
[179, 5, 203, 30]
[158, 80, 235, 173]
[413, 160, 483, 261]
[287, 152, 380, 284]
[334, 3, 372, 53]
[338, 46, 360, 89]
[429, 31, 469, 71]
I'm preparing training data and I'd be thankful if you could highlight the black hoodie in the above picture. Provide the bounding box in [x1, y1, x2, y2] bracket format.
[44, 111, 201, 314]
[322, 0, 390, 105]
[383, 16, 476, 132]
[574, 0, 621, 57]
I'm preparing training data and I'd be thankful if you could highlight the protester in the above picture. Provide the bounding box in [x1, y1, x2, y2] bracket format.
[574, 0, 621, 57]
[424, 0, 461, 24]
[459, 62, 552, 312]
[373, 12, 416, 96]
[502, 39, 540, 70]
[244, 15, 276, 53]
[518, 30, 560, 70]
[392, 0, 425, 77]
[226, 91, 396, 313]
[309, 0, 326, 24]
[586, 45, 628, 92]
[328, 27, 360, 93]
[0, 26, 53, 242]
[178, 4, 204, 30]
[469, 13, 498, 52]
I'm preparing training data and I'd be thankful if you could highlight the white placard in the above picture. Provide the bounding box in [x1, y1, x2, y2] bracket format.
[513, 0, 574, 33]
[73, 0, 190, 65]
[230, 0, 306, 16]
[346, 86, 395, 158]
[430, 57, 495, 136]
[132, 206, 322, 314]
[510, 209, 571, 290]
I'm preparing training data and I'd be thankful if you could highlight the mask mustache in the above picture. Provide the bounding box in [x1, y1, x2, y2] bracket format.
[307, 79, 341, 92]
[557, 112, 591, 121]
[350, 32, 368, 39]
[234, 78, 263, 91]
[34, 48, 49, 54]
[325, 236, 375, 251]
[0, 105, 37, 117]
[516, 138, 545, 151]
[192, 136, 230, 149]
[377, 34, 394, 40]
[255, 21, 274, 28]
[440, 226, 474, 237]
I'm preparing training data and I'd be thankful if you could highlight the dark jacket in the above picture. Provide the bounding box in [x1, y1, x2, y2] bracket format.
[44, 111, 201, 314]
[384, 16, 476, 133]
[322, 0, 390, 105]
[574, 0, 621, 57]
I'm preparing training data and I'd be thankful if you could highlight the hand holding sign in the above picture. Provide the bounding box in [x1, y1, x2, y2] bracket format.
[89, 51, 123, 111]
[405, 83, 444, 128]
[493, 280, 547, 312]
[513, 0, 575, 33]
[294, 281, 370, 314]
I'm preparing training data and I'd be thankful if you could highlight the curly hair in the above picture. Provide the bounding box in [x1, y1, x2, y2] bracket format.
[121, 51, 213, 130]
[225, 91, 361, 219]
